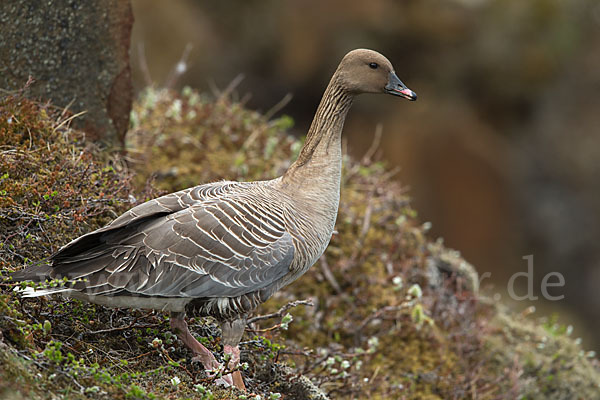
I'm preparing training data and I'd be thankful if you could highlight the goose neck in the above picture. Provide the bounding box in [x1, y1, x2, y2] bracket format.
[283, 74, 353, 183]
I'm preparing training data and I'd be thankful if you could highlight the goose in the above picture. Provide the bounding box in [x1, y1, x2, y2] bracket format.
[11, 49, 416, 390]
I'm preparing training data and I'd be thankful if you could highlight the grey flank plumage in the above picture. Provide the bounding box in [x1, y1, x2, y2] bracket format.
[11, 49, 416, 390]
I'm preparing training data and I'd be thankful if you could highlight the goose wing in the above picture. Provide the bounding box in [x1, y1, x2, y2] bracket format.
[53, 181, 238, 259]
[47, 187, 295, 299]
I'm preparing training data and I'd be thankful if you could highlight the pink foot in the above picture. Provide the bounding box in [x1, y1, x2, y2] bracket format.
[170, 315, 234, 386]
[170, 314, 246, 390]
[224, 344, 246, 391]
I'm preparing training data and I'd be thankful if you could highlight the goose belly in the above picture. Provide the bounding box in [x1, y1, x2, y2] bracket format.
[67, 291, 191, 312]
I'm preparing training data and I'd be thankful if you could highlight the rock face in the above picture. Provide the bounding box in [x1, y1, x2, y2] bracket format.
[0, 0, 133, 147]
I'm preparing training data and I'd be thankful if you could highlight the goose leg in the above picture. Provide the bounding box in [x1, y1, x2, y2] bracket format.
[169, 312, 233, 386]
[221, 318, 247, 391]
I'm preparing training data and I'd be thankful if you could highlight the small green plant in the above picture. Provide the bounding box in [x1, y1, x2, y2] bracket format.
[193, 384, 214, 400]
[41, 341, 64, 364]
[253, 335, 285, 361]
[125, 384, 147, 399]
[279, 313, 293, 330]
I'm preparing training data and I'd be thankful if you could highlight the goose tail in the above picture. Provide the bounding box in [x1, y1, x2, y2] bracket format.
[8, 263, 72, 297]
[17, 286, 74, 298]
[9, 263, 53, 283]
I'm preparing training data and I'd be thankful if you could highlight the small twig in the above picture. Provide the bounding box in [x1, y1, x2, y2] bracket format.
[362, 124, 383, 164]
[58, 98, 76, 120]
[264, 92, 293, 120]
[354, 305, 405, 335]
[246, 323, 284, 333]
[126, 351, 154, 362]
[247, 299, 313, 325]
[84, 323, 162, 336]
[345, 125, 383, 180]
[278, 348, 315, 358]
[159, 347, 195, 382]
[137, 42, 153, 86]
[370, 365, 381, 382]
[4, 218, 34, 242]
[83, 312, 159, 336]
[379, 166, 402, 183]
[165, 43, 193, 89]
[359, 194, 374, 239]
[240, 127, 265, 150]
[217, 74, 245, 103]
[341, 191, 375, 272]
[207, 79, 220, 98]
[53, 110, 87, 133]
[0, 76, 35, 95]
[319, 255, 342, 294]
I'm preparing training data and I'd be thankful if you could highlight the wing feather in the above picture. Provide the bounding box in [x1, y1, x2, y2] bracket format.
[45, 184, 294, 300]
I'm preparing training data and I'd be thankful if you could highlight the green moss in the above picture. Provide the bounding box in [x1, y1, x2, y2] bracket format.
[0, 341, 45, 399]
[484, 305, 600, 399]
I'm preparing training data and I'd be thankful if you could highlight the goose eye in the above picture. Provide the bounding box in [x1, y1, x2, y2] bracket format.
[369, 62, 378, 69]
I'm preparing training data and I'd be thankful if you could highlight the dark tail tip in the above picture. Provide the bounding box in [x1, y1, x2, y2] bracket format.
[8, 264, 53, 283]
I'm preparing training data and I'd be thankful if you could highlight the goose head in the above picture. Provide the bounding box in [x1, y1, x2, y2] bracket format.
[337, 49, 417, 101]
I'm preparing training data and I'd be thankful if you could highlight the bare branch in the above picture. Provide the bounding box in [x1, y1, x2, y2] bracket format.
[319, 255, 342, 294]
[165, 43, 194, 89]
[247, 299, 313, 325]
[137, 42, 153, 86]
[83, 312, 160, 336]
[362, 123, 383, 164]
[354, 305, 405, 335]
[264, 92, 293, 120]
[217, 73, 245, 103]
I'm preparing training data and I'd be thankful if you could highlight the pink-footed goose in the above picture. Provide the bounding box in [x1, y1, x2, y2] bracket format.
[11, 49, 416, 390]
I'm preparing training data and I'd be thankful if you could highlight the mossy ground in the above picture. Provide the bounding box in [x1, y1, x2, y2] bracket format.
[1, 88, 599, 399]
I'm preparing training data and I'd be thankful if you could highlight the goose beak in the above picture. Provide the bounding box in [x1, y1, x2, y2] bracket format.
[385, 72, 417, 101]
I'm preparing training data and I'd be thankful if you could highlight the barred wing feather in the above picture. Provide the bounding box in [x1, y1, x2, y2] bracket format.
[48, 183, 295, 299]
